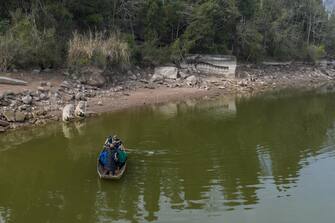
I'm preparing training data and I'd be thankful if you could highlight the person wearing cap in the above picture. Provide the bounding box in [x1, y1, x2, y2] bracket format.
[111, 135, 128, 171]
[99, 135, 119, 175]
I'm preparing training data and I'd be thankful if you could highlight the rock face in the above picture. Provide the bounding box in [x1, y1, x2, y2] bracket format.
[78, 67, 106, 87]
[62, 104, 75, 122]
[75, 101, 86, 118]
[154, 66, 179, 79]
[183, 54, 236, 78]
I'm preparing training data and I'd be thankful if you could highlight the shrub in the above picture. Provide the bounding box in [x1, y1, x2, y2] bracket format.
[236, 22, 264, 61]
[139, 40, 172, 66]
[306, 45, 326, 63]
[0, 11, 61, 71]
[67, 31, 130, 69]
[0, 19, 9, 33]
[169, 38, 185, 65]
[0, 33, 19, 71]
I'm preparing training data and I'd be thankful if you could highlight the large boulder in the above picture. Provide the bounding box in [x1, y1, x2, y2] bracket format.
[62, 104, 75, 122]
[75, 101, 86, 118]
[154, 66, 179, 79]
[78, 67, 106, 87]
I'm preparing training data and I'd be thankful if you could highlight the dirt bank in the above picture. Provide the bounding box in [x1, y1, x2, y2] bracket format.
[1, 63, 335, 133]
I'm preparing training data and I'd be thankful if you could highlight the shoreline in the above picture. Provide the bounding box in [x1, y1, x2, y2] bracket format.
[1, 63, 335, 133]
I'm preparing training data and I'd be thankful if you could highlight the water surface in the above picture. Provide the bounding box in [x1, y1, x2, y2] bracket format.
[1, 89, 335, 222]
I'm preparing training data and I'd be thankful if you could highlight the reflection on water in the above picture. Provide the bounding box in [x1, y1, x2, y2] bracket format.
[1, 90, 335, 222]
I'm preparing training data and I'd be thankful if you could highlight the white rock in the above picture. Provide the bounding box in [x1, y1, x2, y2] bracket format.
[32, 69, 41, 74]
[185, 75, 198, 86]
[150, 73, 163, 82]
[22, 95, 32, 104]
[62, 104, 75, 122]
[179, 71, 189, 79]
[75, 101, 86, 118]
[129, 75, 137, 80]
[60, 81, 71, 88]
[39, 93, 48, 100]
[154, 66, 179, 79]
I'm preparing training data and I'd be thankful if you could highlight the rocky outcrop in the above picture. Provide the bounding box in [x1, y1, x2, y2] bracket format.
[183, 54, 236, 78]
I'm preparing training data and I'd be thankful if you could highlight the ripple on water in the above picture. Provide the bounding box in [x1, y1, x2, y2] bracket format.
[0, 207, 11, 223]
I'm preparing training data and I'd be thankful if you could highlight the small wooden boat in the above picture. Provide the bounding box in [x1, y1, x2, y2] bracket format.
[97, 159, 127, 180]
[97, 162, 127, 180]
[97, 137, 128, 180]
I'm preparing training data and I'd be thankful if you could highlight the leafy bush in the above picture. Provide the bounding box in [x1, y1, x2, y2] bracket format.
[236, 22, 264, 61]
[0, 33, 19, 71]
[67, 31, 130, 69]
[0, 11, 61, 71]
[0, 19, 9, 33]
[306, 45, 326, 63]
[139, 40, 171, 66]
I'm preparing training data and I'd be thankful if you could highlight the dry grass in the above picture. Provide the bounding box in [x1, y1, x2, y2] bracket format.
[68, 31, 130, 68]
[0, 33, 16, 71]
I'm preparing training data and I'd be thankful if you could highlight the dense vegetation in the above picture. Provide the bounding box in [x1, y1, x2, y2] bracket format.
[0, 0, 334, 71]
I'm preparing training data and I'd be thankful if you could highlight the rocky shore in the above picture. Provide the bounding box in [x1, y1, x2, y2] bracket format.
[1, 62, 335, 133]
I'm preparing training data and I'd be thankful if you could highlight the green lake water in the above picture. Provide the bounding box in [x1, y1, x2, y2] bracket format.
[1, 89, 335, 223]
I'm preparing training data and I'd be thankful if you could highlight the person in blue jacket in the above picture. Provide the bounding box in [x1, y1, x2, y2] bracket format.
[99, 136, 117, 175]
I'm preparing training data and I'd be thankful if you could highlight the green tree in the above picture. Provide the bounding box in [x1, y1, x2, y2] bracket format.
[182, 0, 239, 54]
